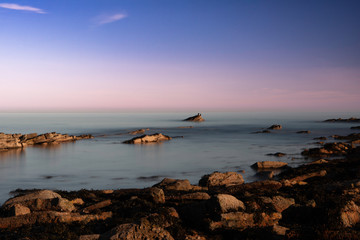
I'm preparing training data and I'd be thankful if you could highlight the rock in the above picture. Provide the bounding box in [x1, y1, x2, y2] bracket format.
[2, 204, 30, 217]
[180, 192, 211, 201]
[99, 222, 174, 240]
[123, 133, 172, 144]
[199, 172, 244, 188]
[259, 195, 295, 212]
[255, 170, 274, 180]
[70, 198, 84, 205]
[252, 161, 288, 169]
[0, 211, 112, 229]
[306, 159, 329, 165]
[340, 201, 360, 227]
[324, 117, 360, 123]
[153, 178, 200, 191]
[351, 126, 360, 129]
[3, 190, 62, 206]
[296, 130, 311, 134]
[102, 190, 114, 194]
[282, 170, 327, 186]
[149, 187, 165, 204]
[253, 130, 271, 134]
[128, 129, 147, 135]
[266, 152, 286, 157]
[183, 113, 204, 122]
[82, 200, 112, 213]
[211, 194, 246, 213]
[314, 136, 327, 140]
[268, 125, 282, 130]
[301, 142, 350, 157]
[209, 211, 281, 231]
[273, 224, 289, 236]
[79, 235, 100, 240]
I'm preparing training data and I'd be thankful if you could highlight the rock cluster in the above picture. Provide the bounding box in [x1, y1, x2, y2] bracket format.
[324, 117, 360, 122]
[0, 132, 93, 151]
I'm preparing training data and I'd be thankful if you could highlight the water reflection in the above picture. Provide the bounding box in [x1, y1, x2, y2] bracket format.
[0, 148, 26, 161]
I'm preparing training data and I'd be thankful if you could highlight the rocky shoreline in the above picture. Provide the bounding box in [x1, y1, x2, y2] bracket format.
[1, 121, 360, 239]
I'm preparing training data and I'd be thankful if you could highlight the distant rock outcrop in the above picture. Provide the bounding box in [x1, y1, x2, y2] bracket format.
[123, 133, 172, 144]
[324, 117, 360, 123]
[268, 125, 282, 130]
[183, 113, 204, 122]
[0, 132, 93, 151]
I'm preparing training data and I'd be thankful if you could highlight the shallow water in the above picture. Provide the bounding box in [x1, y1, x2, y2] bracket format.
[0, 112, 358, 203]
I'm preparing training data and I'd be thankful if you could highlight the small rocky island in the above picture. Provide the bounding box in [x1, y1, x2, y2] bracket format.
[123, 133, 172, 144]
[183, 113, 205, 122]
[0, 132, 93, 151]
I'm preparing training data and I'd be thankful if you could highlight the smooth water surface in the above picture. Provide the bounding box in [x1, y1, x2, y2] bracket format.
[0, 112, 358, 203]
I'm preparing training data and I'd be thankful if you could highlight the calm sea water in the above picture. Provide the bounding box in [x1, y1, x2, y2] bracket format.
[0, 112, 358, 203]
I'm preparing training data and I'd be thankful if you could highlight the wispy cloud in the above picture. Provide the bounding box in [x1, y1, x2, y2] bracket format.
[95, 13, 127, 25]
[0, 3, 45, 14]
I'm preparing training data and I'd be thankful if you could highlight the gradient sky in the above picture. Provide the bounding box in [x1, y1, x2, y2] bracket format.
[1, 0, 359, 112]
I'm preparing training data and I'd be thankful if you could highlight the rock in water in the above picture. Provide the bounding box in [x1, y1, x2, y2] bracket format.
[252, 161, 288, 169]
[123, 133, 172, 144]
[183, 113, 205, 122]
[199, 172, 244, 188]
[268, 125, 282, 130]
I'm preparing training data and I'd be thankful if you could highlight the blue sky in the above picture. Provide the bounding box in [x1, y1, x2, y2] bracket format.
[1, 0, 359, 111]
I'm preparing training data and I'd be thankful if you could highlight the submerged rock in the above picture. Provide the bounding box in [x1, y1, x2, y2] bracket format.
[297, 130, 311, 134]
[268, 125, 282, 130]
[183, 113, 204, 122]
[123, 133, 172, 144]
[266, 152, 286, 157]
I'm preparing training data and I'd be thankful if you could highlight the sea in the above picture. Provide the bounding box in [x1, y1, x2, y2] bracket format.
[0, 112, 358, 203]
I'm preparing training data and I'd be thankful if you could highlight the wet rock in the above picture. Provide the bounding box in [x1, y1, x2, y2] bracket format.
[153, 178, 201, 191]
[211, 194, 246, 213]
[199, 172, 244, 188]
[252, 161, 288, 169]
[255, 170, 274, 180]
[351, 126, 360, 129]
[268, 124, 282, 130]
[253, 130, 271, 134]
[259, 195, 295, 212]
[266, 152, 286, 157]
[340, 201, 360, 227]
[99, 222, 174, 240]
[183, 113, 204, 122]
[297, 130, 311, 134]
[123, 133, 172, 144]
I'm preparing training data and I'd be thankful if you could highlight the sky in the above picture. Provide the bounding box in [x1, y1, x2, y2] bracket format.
[0, 0, 359, 112]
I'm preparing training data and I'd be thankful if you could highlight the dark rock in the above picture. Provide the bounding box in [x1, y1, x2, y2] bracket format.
[266, 152, 286, 157]
[252, 161, 288, 169]
[297, 130, 311, 134]
[253, 130, 271, 134]
[268, 125, 282, 130]
[350, 126, 360, 130]
[183, 113, 204, 122]
[324, 117, 360, 123]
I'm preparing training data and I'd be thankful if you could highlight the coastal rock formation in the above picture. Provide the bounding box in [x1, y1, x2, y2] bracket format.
[324, 117, 360, 122]
[297, 130, 311, 134]
[123, 133, 172, 144]
[251, 161, 288, 169]
[268, 124, 282, 130]
[0, 132, 93, 151]
[183, 113, 205, 122]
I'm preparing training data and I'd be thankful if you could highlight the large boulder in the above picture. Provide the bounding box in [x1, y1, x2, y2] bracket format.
[259, 195, 295, 213]
[340, 201, 360, 227]
[183, 113, 204, 122]
[123, 133, 172, 144]
[199, 172, 244, 188]
[211, 194, 246, 213]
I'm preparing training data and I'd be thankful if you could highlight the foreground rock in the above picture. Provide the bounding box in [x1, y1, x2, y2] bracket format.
[123, 133, 172, 144]
[1, 133, 360, 239]
[183, 113, 205, 122]
[0, 132, 93, 151]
